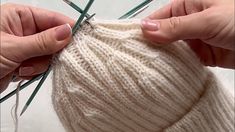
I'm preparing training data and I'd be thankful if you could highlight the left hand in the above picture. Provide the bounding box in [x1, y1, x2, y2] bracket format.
[0, 3, 74, 93]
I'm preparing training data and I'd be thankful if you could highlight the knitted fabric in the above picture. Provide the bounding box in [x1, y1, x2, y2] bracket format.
[52, 19, 234, 132]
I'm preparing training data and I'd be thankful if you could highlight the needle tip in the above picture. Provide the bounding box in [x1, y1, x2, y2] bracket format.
[63, 0, 71, 4]
[20, 105, 27, 116]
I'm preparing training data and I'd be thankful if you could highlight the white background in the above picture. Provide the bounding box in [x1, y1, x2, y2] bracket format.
[1, 0, 234, 132]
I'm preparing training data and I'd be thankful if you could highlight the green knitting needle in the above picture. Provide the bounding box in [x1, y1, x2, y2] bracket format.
[128, 5, 149, 19]
[20, 0, 95, 116]
[1, 0, 151, 115]
[0, 0, 150, 105]
[0, 74, 43, 104]
[0, 0, 94, 106]
[71, 0, 94, 35]
[20, 66, 51, 116]
[63, 0, 90, 18]
[119, 0, 153, 19]
[20, 0, 150, 115]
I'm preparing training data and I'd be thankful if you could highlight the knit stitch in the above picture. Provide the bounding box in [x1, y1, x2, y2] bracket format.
[52, 19, 234, 132]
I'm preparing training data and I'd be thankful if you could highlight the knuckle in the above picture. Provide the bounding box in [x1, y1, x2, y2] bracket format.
[168, 17, 181, 39]
[202, 11, 221, 38]
[35, 33, 51, 54]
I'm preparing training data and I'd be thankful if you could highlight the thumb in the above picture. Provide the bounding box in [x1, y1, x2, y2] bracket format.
[15, 24, 72, 62]
[141, 11, 210, 43]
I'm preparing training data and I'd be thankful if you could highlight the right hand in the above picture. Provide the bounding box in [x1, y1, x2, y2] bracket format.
[141, 0, 235, 68]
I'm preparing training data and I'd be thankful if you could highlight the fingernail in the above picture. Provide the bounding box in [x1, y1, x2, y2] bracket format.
[141, 20, 160, 31]
[55, 24, 72, 41]
[19, 67, 34, 76]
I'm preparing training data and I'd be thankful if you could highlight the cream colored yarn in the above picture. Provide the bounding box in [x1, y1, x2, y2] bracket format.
[52, 19, 234, 132]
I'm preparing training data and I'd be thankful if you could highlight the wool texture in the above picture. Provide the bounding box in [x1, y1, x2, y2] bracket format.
[52, 19, 234, 132]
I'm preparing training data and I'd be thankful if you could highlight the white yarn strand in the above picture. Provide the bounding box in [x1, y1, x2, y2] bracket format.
[11, 80, 23, 132]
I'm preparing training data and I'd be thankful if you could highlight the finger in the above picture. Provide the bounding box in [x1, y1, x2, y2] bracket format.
[28, 6, 75, 31]
[16, 5, 37, 36]
[147, 3, 172, 19]
[141, 11, 208, 43]
[7, 24, 72, 62]
[0, 73, 13, 93]
[147, 0, 205, 19]
[186, 39, 216, 66]
[18, 56, 51, 77]
[171, 0, 187, 17]
[14, 4, 75, 32]
[12, 75, 33, 81]
[187, 40, 235, 68]
[20, 76, 33, 80]
[1, 4, 24, 36]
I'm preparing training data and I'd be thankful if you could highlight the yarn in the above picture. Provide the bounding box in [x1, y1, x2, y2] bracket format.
[52, 19, 234, 132]
[11, 80, 23, 132]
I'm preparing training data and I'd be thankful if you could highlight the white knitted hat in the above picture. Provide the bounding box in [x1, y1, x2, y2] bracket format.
[52, 19, 234, 132]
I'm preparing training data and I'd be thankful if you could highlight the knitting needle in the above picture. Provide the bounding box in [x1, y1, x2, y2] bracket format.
[0, 74, 43, 104]
[20, 66, 51, 116]
[0, 1, 92, 104]
[0, 0, 93, 104]
[63, 0, 90, 18]
[119, 0, 153, 19]
[1, 0, 148, 111]
[20, 0, 94, 116]
[128, 5, 149, 19]
[72, 0, 94, 35]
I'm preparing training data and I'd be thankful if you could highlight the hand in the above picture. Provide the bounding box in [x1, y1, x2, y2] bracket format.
[0, 3, 74, 93]
[141, 0, 235, 69]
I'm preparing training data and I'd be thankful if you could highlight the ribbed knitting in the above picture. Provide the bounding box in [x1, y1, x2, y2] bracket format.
[52, 19, 234, 132]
